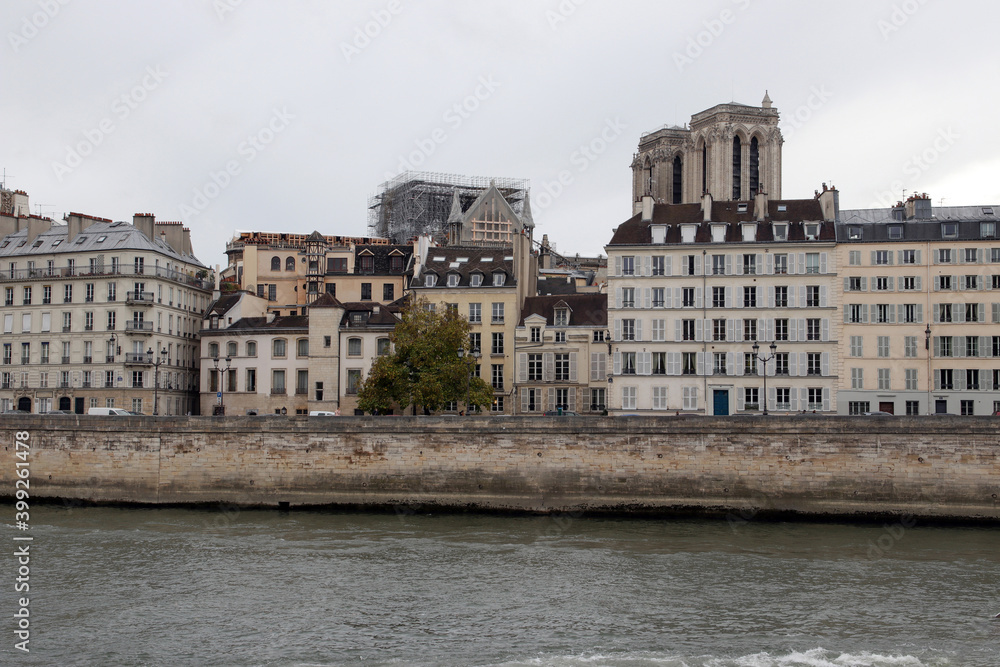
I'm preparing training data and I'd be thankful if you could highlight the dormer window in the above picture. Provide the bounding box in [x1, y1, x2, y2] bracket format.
[711, 224, 726, 242]
[805, 223, 820, 240]
[737, 203, 748, 213]
[424, 274, 437, 287]
[680, 224, 697, 243]
[470, 273, 483, 287]
[981, 222, 995, 238]
[848, 226, 863, 240]
[941, 222, 958, 238]
[447, 273, 460, 287]
[741, 223, 756, 242]
[492, 272, 506, 287]
[773, 224, 788, 241]
[777, 204, 787, 212]
[888, 225, 903, 240]
[554, 309, 569, 326]
[651, 225, 666, 244]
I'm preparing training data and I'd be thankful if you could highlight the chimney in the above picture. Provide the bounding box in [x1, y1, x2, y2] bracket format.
[132, 213, 155, 240]
[65, 213, 101, 243]
[641, 195, 654, 222]
[701, 192, 713, 222]
[755, 190, 769, 222]
[904, 193, 932, 220]
[817, 185, 840, 223]
[182, 228, 193, 255]
[26, 217, 52, 244]
[266, 310, 277, 323]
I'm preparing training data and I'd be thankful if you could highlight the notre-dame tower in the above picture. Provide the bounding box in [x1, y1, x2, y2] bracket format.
[631, 92, 783, 206]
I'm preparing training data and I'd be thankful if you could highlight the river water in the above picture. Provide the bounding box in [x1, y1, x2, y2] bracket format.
[3, 506, 999, 666]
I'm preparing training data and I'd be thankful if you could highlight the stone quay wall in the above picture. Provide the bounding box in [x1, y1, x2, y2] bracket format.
[1, 415, 998, 521]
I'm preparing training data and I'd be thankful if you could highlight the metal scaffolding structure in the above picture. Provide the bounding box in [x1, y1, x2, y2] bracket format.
[368, 171, 529, 243]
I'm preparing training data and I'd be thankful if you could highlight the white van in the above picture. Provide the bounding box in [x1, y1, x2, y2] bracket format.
[309, 411, 338, 416]
[87, 407, 132, 416]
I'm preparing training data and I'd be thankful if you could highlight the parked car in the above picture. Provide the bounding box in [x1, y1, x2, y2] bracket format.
[87, 407, 132, 416]
[543, 410, 579, 416]
[862, 411, 894, 416]
[41, 410, 74, 415]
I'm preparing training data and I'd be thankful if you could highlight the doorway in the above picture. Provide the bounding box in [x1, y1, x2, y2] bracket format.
[17, 397, 31, 412]
[713, 389, 730, 416]
[878, 401, 894, 415]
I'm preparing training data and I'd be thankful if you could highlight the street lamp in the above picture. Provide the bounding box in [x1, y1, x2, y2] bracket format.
[925, 324, 932, 415]
[605, 329, 613, 414]
[751, 340, 778, 416]
[212, 355, 232, 416]
[458, 346, 481, 414]
[107, 333, 121, 362]
[149, 347, 168, 415]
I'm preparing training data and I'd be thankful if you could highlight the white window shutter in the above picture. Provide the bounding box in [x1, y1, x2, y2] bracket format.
[695, 319, 703, 342]
[725, 287, 732, 308]
[820, 253, 828, 274]
[789, 320, 798, 342]
[916, 304, 923, 323]
[613, 352, 621, 375]
[518, 353, 527, 382]
[798, 319, 806, 341]
[696, 352, 705, 376]
[674, 287, 682, 307]
[789, 389, 798, 412]
[726, 319, 735, 342]
[767, 286, 775, 308]
[821, 319, 830, 341]
[695, 287, 703, 308]
[765, 253, 773, 274]
[614, 319, 621, 341]
[736, 391, 745, 411]
[547, 387, 556, 410]
[635, 320, 643, 342]
[569, 353, 577, 382]
[725, 255, 733, 275]
[615, 288, 622, 310]
[789, 353, 798, 376]
[674, 319, 682, 342]
[822, 387, 830, 412]
[568, 387, 576, 412]
[767, 386, 776, 411]
[614, 256, 621, 277]
[726, 351, 734, 375]
[520, 388, 529, 413]
[694, 254, 702, 275]
[643, 256, 651, 276]
[797, 253, 806, 274]
[757, 286, 764, 307]
[664, 289, 673, 309]
[664, 256, 672, 276]
[644, 288, 651, 309]
[735, 256, 743, 276]
[821, 352, 830, 376]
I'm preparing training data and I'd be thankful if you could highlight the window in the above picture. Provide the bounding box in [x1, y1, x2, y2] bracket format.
[652, 352, 666, 375]
[3, 287, 11, 306]
[360, 283, 372, 300]
[848, 304, 864, 324]
[682, 288, 695, 307]
[964, 275, 979, 290]
[245, 341, 257, 357]
[246, 368, 257, 392]
[902, 276, 917, 290]
[622, 386, 637, 410]
[713, 286, 726, 308]
[588, 388, 606, 412]
[555, 331, 566, 343]
[876, 304, 891, 324]
[851, 368, 864, 389]
[528, 354, 542, 381]
[967, 336, 979, 357]
[621, 319, 635, 341]
[961, 400, 975, 416]
[622, 256, 635, 276]
[652, 288, 665, 308]
[774, 286, 787, 308]
[878, 368, 891, 390]
[938, 248, 952, 264]
[469, 332, 481, 353]
[848, 277, 864, 292]
[470, 273, 483, 287]
[529, 326, 540, 343]
[773, 224, 787, 241]
[966, 303, 982, 322]
[874, 250, 890, 266]
[295, 370, 308, 395]
[875, 277, 889, 291]
[889, 226, 904, 240]
[806, 318, 821, 341]
[805, 285, 820, 308]
[743, 319, 757, 342]
[938, 275, 952, 290]
[938, 369, 954, 390]
[447, 274, 460, 288]
[848, 401, 871, 416]
[491, 332, 504, 355]
[900, 249, 916, 264]
[682, 352, 696, 375]
[284, 256, 295, 272]
[774, 319, 788, 341]
[903, 304, 918, 323]
[775, 387, 790, 410]
[848, 226, 863, 240]
[875, 336, 889, 358]
[938, 304, 952, 323]
[743, 254, 756, 275]
[297, 338, 309, 357]
[347, 338, 362, 357]
[271, 256, 281, 271]
[554, 309, 569, 326]
[492, 272, 506, 287]
[848, 250, 861, 266]
[774, 353, 789, 376]
[712, 255, 726, 275]
[464, 302, 481, 324]
[491, 364, 503, 390]
[904, 336, 917, 358]
[902, 368, 918, 391]
[743, 387, 759, 410]
[652, 256, 665, 276]
[967, 369, 980, 391]
[939, 336, 953, 358]
[806, 253, 820, 274]
[23, 287, 32, 305]
[942, 222, 958, 239]
[712, 352, 726, 375]
[555, 354, 570, 381]
[682, 319, 696, 341]
[622, 352, 636, 375]
[382, 283, 394, 301]
[622, 287, 635, 308]
[745, 352, 759, 376]
[713, 319, 726, 342]
[683, 255, 696, 275]
[744, 286, 757, 308]
[273, 339, 287, 358]
[807, 353, 822, 376]
[492, 303, 504, 323]
[345, 370, 360, 395]
[424, 274, 437, 287]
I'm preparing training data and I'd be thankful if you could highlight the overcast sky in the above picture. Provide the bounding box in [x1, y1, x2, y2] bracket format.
[3, 0, 998, 270]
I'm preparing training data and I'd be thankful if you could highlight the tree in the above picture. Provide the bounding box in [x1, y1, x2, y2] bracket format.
[357, 297, 494, 414]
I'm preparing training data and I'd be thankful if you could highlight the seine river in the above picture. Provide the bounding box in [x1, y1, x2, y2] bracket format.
[4, 506, 999, 666]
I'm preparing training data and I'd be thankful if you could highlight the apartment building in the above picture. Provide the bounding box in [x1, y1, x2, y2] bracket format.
[837, 195, 1000, 415]
[0, 198, 211, 415]
[514, 293, 608, 414]
[605, 191, 840, 415]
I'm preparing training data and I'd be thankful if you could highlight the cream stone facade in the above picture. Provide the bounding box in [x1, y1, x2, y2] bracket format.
[0, 193, 211, 415]
[632, 93, 783, 206]
[836, 196, 1000, 415]
[606, 192, 840, 416]
[514, 293, 609, 415]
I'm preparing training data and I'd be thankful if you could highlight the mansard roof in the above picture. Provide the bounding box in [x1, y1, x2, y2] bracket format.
[607, 199, 834, 246]
[836, 218, 1000, 243]
[519, 293, 607, 328]
[413, 246, 515, 288]
[353, 244, 413, 274]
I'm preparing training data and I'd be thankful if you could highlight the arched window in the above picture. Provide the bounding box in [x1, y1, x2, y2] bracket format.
[732, 136, 742, 200]
[226, 342, 238, 358]
[672, 155, 683, 204]
[749, 136, 760, 198]
[271, 256, 281, 271]
[246, 341, 257, 357]
[208, 343, 219, 358]
[285, 257, 295, 271]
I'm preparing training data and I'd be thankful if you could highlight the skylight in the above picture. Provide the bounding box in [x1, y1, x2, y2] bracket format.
[480, 257, 493, 262]
[503, 256, 513, 261]
[96, 236, 107, 243]
[432, 256, 446, 262]
[52, 240, 62, 246]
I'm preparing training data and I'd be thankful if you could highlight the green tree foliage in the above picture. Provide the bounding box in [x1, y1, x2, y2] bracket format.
[357, 298, 494, 414]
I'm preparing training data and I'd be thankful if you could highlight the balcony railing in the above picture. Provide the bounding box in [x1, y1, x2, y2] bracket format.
[83, 356, 92, 364]
[61, 356, 70, 364]
[125, 321, 153, 333]
[124, 353, 152, 366]
[20, 357, 29, 365]
[126, 291, 155, 305]
[0, 266, 213, 290]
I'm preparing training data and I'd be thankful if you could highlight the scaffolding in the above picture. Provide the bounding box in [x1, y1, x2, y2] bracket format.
[368, 171, 529, 243]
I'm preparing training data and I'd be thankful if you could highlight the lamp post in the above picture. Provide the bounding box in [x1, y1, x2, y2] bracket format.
[149, 347, 168, 415]
[605, 329, 613, 414]
[925, 324, 932, 415]
[212, 355, 232, 416]
[458, 346, 481, 414]
[751, 340, 778, 416]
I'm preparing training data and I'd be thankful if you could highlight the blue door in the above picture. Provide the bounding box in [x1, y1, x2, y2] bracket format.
[713, 390, 730, 416]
